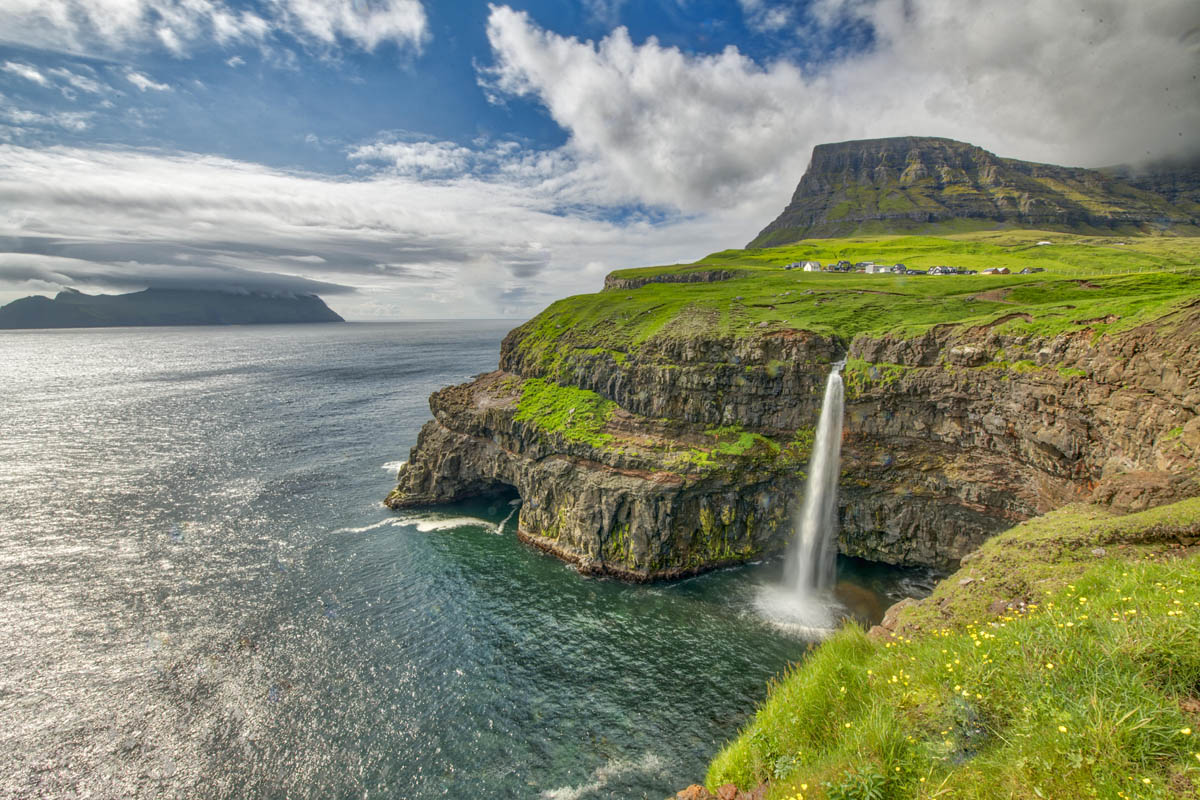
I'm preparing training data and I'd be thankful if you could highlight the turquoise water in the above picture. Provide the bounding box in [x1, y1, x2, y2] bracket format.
[0, 322, 935, 799]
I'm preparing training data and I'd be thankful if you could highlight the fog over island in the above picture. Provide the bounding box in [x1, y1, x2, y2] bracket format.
[0, 0, 1197, 320]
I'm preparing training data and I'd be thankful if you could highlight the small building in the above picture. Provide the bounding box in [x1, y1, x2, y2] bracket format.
[981, 267, 1011, 275]
[1019, 267, 1046, 274]
[801, 260, 822, 272]
[854, 261, 875, 270]
[889, 264, 908, 274]
[864, 263, 889, 274]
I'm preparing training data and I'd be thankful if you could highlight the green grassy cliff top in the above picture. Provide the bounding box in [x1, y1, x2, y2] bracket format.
[510, 232, 1200, 368]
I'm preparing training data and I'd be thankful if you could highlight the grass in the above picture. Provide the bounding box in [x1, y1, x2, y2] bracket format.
[506, 232, 1200, 380]
[513, 377, 616, 447]
[707, 498, 1200, 799]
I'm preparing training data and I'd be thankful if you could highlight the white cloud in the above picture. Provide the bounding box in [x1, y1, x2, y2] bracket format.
[348, 139, 480, 175]
[738, 0, 793, 32]
[2, 61, 49, 86]
[483, 0, 1200, 219]
[47, 67, 108, 95]
[1, 106, 93, 131]
[225, 55, 246, 67]
[272, 0, 428, 52]
[0, 0, 427, 57]
[124, 70, 171, 92]
[581, 0, 627, 27]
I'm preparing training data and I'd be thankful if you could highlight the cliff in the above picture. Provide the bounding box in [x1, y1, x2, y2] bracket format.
[387, 232, 1200, 579]
[0, 287, 344, 328]
[749, 137, 1200, 247]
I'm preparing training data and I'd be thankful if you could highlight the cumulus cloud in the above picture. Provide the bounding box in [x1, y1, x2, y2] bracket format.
[483, 0, 1200, 218]
[0, 0, 427, 57]
[348, 139, 477, 176]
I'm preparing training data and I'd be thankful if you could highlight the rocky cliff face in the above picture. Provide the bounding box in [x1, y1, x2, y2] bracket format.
[749, 137, 1199, 247]
[387, 299, 1200, 578]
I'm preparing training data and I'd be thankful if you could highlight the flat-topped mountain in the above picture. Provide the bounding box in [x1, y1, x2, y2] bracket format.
[750, 136, 1200, 246]
[0, 287, 345, 329]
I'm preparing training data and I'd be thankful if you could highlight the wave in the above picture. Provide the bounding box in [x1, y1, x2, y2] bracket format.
[540, 753, 666, 800]
[330, 518, 402, 535]
[406, 516, 495, 533]
[381, 460, 407, 473]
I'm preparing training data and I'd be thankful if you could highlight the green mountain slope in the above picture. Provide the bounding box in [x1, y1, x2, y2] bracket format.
[750, 137, 1200, 247]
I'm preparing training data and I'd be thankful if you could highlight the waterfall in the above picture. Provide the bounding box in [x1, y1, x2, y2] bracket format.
[784, 360, 846, 595]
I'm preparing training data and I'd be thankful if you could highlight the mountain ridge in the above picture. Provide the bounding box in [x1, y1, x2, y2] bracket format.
[750, 136, 1200, 247]
[0, 287, 345, 329]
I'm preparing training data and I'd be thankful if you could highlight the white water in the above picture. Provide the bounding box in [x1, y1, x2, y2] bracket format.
[785, 360, 846, 593]
[755, 360, 846, 634]
[496, 502, 520, 535]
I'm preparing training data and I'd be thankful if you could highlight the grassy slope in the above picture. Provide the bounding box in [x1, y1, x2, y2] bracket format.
[504, 230, 1198, 462]
[513, 232, 1200, 375]
[707, 498, 1200, 799]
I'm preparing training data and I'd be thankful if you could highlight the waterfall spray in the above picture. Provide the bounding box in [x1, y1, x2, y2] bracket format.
[784, 360, 846, 595]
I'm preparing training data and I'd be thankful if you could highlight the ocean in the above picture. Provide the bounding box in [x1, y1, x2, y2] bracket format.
[0, 322, 934, 799]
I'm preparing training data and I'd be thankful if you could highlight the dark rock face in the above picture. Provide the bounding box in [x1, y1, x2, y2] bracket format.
[1104, 156, 1200, 208]
[602, 269, 741, 291]
[0, 287, 344, 328]
[749, 137, 1199, 246]
[388, 302, 1200, 578]
[390, 374, 800, 580]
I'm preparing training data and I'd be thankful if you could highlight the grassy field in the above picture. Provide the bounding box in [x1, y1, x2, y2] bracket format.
[707, 498, 1200, 800]
[508, 232, 1200, 376]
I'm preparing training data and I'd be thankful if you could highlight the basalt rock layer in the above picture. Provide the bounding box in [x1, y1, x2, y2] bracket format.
[387, 297, 1200, 578]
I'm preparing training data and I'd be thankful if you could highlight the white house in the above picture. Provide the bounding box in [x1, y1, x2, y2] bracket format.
[801, 260, 822, 272]
[864, 263, 889, 274]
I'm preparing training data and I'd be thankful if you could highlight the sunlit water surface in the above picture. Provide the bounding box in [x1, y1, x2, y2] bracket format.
[0, 322, 937, 799]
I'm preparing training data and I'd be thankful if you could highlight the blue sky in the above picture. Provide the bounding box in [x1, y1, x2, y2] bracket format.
[0, 0, 1196, 319]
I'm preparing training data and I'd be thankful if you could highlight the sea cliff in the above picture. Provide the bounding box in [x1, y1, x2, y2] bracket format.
[387, 233, 1200, 578]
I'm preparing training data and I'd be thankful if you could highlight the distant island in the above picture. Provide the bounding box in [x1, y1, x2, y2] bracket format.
[0, 287, 345, 329]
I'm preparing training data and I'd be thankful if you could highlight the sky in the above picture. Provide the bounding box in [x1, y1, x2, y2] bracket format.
[0, 0, 1197, 320]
